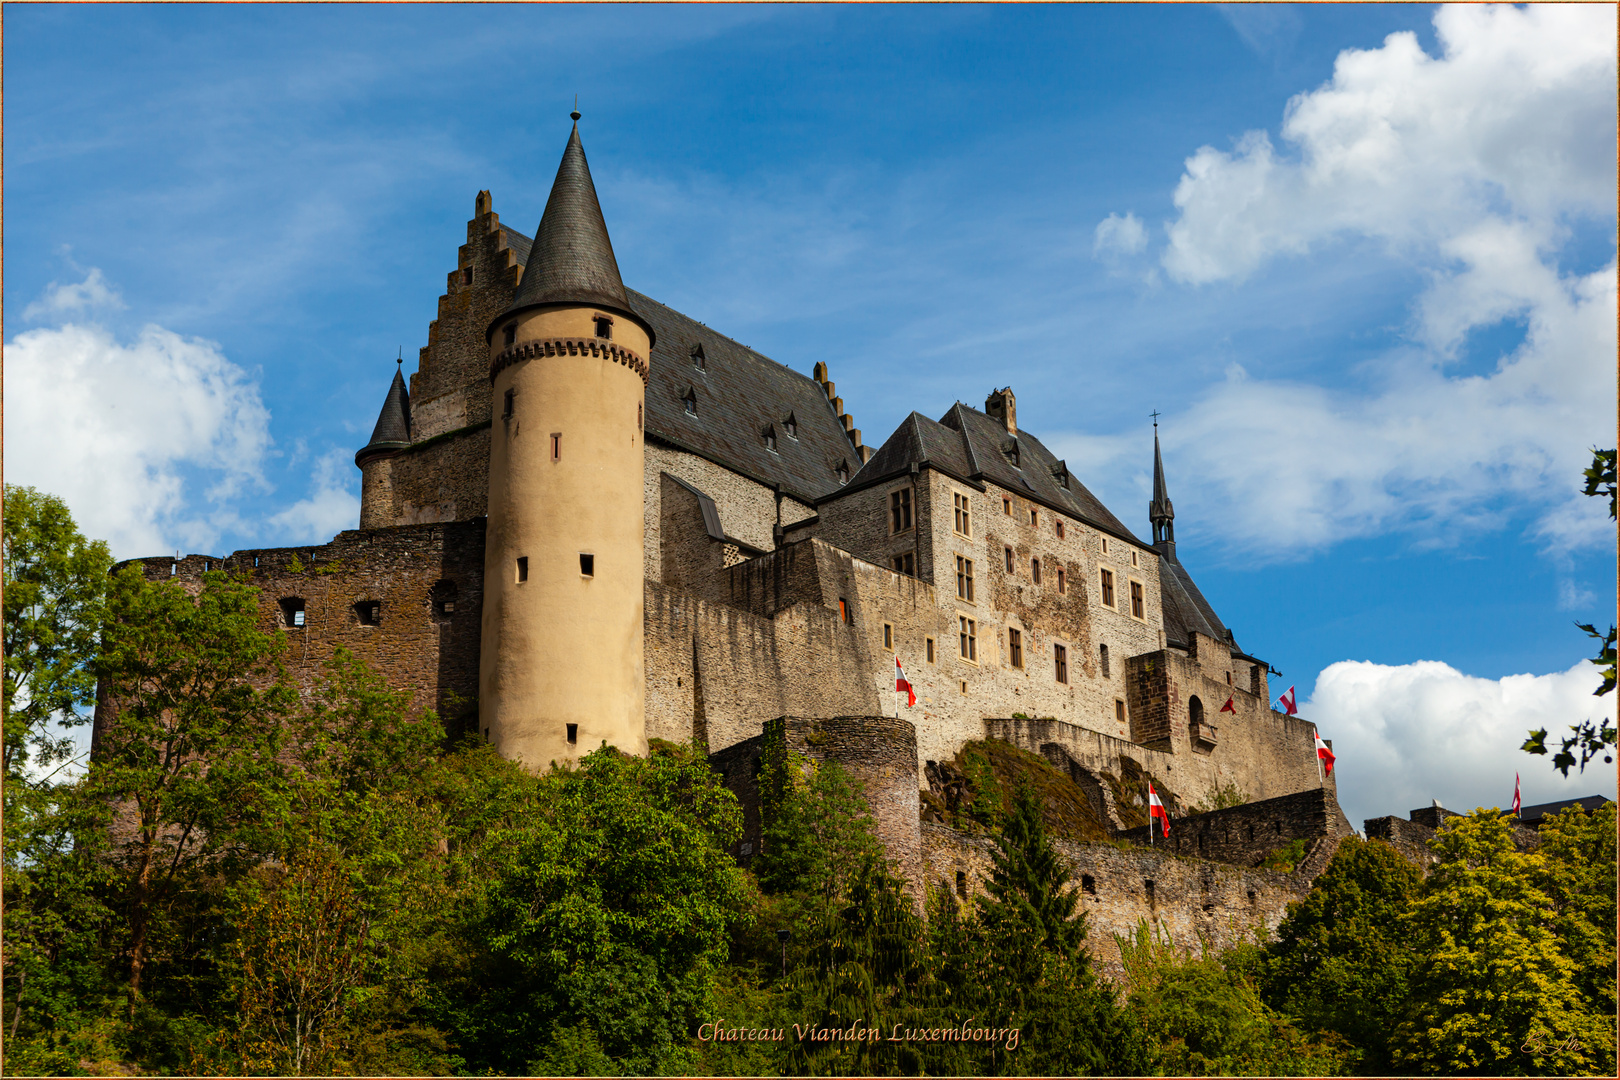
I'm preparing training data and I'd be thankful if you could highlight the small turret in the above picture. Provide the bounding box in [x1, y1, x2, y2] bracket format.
[1149, 419, 1175, 555]
[354, 360, 413, 528]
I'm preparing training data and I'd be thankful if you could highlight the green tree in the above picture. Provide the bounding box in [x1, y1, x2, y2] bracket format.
[982, 784, 1085, 956]
[2, 486, 113, 780]
[86, 565, 292, 1004]
[757, 756, 884, 902]
[1534, 802, 1617, 1056]
[1391, 809, 1613, 1075]
[1261, 837, 1421, 1071]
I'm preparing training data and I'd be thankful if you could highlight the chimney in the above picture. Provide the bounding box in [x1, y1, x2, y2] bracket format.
[986, 387, 1016, 434]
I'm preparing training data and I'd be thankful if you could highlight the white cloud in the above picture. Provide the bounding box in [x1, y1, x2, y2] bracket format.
[1085, 4, 1618, 559]
[3, 320, 271, 558]
[22, 266, 126, 321]
[1308, 657, 1616, 832]
[267, 448, 361, 542]
[1093, 211, 1147, 258]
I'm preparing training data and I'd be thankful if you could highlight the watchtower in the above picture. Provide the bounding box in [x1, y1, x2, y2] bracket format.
[478, 112, 655, 767]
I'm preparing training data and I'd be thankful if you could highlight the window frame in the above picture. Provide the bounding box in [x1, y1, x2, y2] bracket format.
[955, 555, 975, 602]
[1054, 642, 1069, 684]
[953, 491, 973, 538]
[1057, 566, 1066, 594]
[1099, 567, 1116, 610]
[1129, 577, 1146, 620]
[926, 636, 936, 663]
[883, 622, 894, 650]
[891, 551, 916, 576]
[889, 486, 914, 534]
[1032, 557, 1042, 585]
[958, 614, 978, 664]
[1008, 626, 1024, 669]
[1004, 546, 1015, 574]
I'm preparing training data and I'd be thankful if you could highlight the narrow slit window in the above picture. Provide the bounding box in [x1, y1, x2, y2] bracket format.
[956, 870, 967, 899]
[503, 389, 515, 419]
[462, 267, 474, 286]
[1115, 698, 1127, 724]
[503, 322, 517, 347]
[580, 553, 594, 577]
[1008, 627, 1023, 669]
[1030, 508, 1039, 527]
[551, 433, 562, 460]
[1003, 497, 1012, 516]
[926, 637, 936, 663]
[1032, 557, 1042, 585]
[566, 723, 578, 744]
[1057, 567, 1067, 594]
[1100, 643, 1111, 677]
[1004, 546, 1014, 574]
[883, 623, 893, 650]
[1101, 537, 1110, 555]
[1055, 643, 1068, 684]
[517, 557, 529, 583]
[838, 598, 851, 624]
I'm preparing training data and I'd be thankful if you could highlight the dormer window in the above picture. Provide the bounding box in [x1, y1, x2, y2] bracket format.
[1006, 439, 1021, 467]
[835, 461, 850, 485]
[683, 387, 698, 416]
[690, 343, 706, 370]
[783, 413, 797, 438]
[594, 315, 613, 339]
[763, 425, 778, 453]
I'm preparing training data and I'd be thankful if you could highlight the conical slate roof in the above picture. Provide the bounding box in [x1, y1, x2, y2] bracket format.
[503, 119, 632, 320]
[355, 364, 411, 464]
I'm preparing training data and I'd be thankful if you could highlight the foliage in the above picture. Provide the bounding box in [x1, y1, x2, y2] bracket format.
[2, 486, 113, 781]
[1583, 445, 1617, 518]
[1257, 837, 1307, 872]
[1391, 809, 1615, 1075]
[1260, 837, 1421, 1070]
[1193, 778, 1249, 813]
[756, 757, 883, 902]
[923, 740, 1109, 841]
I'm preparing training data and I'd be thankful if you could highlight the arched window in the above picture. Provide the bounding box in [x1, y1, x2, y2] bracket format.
[1189, 695, 1204, 727]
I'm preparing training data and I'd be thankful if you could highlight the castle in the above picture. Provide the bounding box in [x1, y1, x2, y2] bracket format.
[117, 117, 1367, 969]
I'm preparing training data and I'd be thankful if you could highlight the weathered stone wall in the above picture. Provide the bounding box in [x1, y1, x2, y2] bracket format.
[106, 521, 486, 742]
[920, 823, 1315, 983]
[1113, 788, 1352, 873]
[360, 423, 492, 528]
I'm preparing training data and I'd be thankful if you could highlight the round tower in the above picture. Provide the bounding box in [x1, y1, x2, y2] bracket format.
[479, 113, 655, 768]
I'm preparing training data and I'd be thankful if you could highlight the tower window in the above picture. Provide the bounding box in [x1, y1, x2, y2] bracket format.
[503, 389, 515, 419]
[889, 487, 913, 532]
[503, 323, 517, 347]
[1130, 580, 1145, 619]
[566, 723, 578, 744]
[354, 600, 381, 626]
[958, 616, 977, 662]
[954, 493, 972, 537]
[1100, 568, 1116, 608]
[580, 553, 594, 577]
[516, 557, 528, 583]
[1055, 643, 1068, 684]
[1057, 567, 1067, 594]
[1032, 557, 1042, 585]
[955, 556, 974, 602]
[926, 637, 936, 663]
[683, 388, 698, 416]
[690, 343, 706, 370]
[279, 597, 306, 628]
[883, 623, 893, 650]
[1004, 546, 1014, 573]
[462, 267, 473, 286]
[1100, 643, 1111, 677]
[594, 316, 612, 339]
[1008, 627, 1023, 669]
[551, 433, 562, 460]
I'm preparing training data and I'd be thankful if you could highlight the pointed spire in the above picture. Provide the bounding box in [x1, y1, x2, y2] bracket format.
[503, 112, 632, 320]
[355, 361, 411, 465]
[1149, 415, 1175, 551]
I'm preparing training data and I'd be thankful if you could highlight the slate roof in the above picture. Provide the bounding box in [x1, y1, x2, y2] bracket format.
[355, 364, 411, 464]
[1518, 795, 1613, 826]
[502, 121, 638, 324]
[1159, 555, 1232, 650]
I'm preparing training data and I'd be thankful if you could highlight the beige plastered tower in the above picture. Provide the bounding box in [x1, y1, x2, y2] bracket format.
[479, 113, 655, 768]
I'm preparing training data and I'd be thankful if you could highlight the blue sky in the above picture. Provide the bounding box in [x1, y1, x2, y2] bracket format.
[5, 3, 1615, 825]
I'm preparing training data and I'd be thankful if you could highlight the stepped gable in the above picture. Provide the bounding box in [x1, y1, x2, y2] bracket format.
[629, 288, 861, 502]
[500, 119, 636, 323]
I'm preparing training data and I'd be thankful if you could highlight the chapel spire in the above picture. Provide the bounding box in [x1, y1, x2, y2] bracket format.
[498, 110, 635, 327]
[1149, 416, 1175, 553]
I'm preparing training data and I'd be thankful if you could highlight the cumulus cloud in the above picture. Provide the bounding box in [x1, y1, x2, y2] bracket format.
[22, 266, 126, 321]
[1093, 211, 1147, 258]
[267, 448, 361, 542]
[1088, 4, 1617, 559]
[1307, 657, 1617, 831]
[3, 320, 272, 558]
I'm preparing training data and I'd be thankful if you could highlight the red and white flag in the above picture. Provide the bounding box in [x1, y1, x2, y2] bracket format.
[1278, 686, 1298, 716]
[1220, 695, 1236, 714]
[1314, 728, 1335, 776]
[1148, 780, 1171, 838]
[1512, 772, 1521, 817]
[894, 657, 916, 708]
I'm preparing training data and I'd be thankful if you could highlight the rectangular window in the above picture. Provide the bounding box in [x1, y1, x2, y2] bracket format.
[1102, 537, 1109, 555]
[1032, 558, 1042, 585]
[503, 323, 517, 347]
[517, 556, 528, 583]
[580, 553, 594, 577]
[1003, 497, 1013, 516]
[883, 623, 894, 650]
[1057, 567, 1066, 594]
[1055, 643, 1068, 684]
[1115, 699, 1127, 724]
[594, 316, 613, 339]
[503, 389, 515, 419]
[838, 597, 851, 624]
[1100, 644, 1111, 677]
[1008, 627, 1023, 669]
[1131, 550, 1140, 568]
[551, 433, 562, 460]
[959, 616, 977, 662]
[1004, 546, 1014, 573]
[926, 637, 936, 663]
[1056, 520, 1065, 539]
[566, 723, 578, 744]
[1030, 508, 1039, 527]
[955, 556, 974, 602]
[891, 552, 915, 576]
[1100, 568, 1115, 608]
[462, 266, 474, 286]
[954, 493, 972, 537]
[890, 487, 913, 533]
[1130, 580, 1145, 619]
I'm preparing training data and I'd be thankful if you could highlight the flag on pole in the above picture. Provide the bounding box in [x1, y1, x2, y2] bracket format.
[895, 657, 916, 708]
[1148, 780, 1171, 838]
[1313, 728, 1335, 776]
[1278, 686, 1298, 716]
[1220, 695, 1236, 714]
[1512, 772, 1521, 818]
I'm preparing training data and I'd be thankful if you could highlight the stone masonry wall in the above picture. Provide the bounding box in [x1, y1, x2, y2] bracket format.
[1113, 787, 1353, 872]
[106, 521, 486, 743]
[361, 423, 492, 528]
